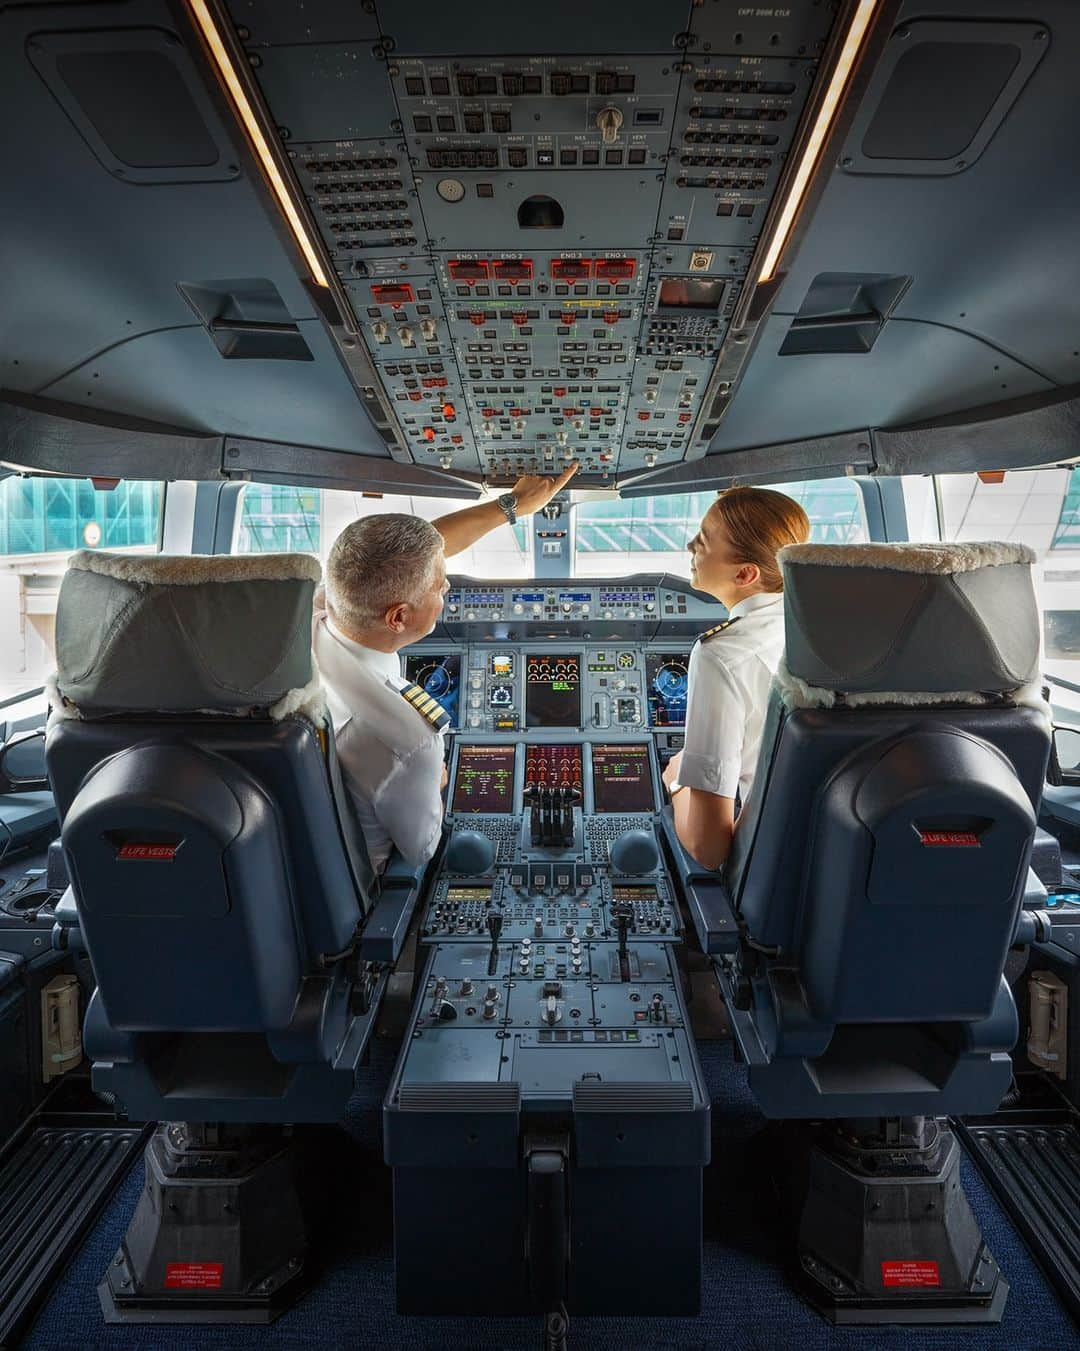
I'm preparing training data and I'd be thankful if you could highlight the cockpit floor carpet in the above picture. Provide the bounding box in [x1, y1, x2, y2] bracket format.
[0, 1117, 149, 1349]
[18, 1044, 1080, 1350]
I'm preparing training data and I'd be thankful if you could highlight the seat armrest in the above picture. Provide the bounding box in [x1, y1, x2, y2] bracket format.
[357, 850, 426, 963]
[50, 885, 86, 954]
[659, 806, 740, 955]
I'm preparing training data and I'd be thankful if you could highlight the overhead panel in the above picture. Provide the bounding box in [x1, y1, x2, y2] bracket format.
[225, 0, 839, 484]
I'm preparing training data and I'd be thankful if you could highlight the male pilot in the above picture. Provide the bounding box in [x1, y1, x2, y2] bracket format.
[314, 468, 577, 873]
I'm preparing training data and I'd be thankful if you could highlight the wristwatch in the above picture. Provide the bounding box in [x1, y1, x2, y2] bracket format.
[496, 492, 518, 525]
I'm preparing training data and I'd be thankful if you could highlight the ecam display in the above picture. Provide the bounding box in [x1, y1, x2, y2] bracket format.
[451, 744, 516, 813]
[591, 743, 655, 812]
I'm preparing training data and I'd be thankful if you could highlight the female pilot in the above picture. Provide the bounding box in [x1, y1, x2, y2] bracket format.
[661, 486, 810, 870]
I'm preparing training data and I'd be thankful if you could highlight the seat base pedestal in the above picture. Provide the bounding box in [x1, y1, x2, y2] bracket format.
[98, 1122, 308, 1325]
[794, 1117, 1008, 1325]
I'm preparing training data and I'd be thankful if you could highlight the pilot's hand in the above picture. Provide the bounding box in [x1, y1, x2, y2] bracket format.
[510, 463, 579, 516]
[662, 751, 683, 792]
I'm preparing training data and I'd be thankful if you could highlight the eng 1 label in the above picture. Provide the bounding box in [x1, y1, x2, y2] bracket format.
[881, 1260, 940, 1287]
[164, 1262, 224, 1289]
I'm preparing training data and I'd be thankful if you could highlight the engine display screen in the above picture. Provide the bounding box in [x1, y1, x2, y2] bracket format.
[452, 745, 517, 814]
[591, 743, 655, 813]
[646, 652, 690, 726]
[525, 653, 581, 728]
[403, 653, 460, 726]
[525, 743, 583, 793]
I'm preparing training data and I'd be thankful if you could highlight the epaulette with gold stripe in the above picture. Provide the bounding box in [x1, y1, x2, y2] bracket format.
[399, 682, 452, 731]
[698, 616, 741, 644]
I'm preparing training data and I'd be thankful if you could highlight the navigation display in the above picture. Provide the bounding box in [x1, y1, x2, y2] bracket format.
[591, 743, 655, 813]
[525, 653, 581, 728]
[404, 653, 461, 726]
[646, 652, 690, 726]
[452, 745, 517, 814]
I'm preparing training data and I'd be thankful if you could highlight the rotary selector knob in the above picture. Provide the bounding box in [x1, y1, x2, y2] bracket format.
[513, 603, 524, 614]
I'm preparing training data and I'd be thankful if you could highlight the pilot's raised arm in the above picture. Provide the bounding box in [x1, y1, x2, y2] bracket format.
[313, 470, 577, 873]
[663, 487, 810, 871]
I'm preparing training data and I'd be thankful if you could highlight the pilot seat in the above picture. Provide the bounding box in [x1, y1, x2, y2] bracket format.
[44, 550, 397, 1324]
[667, 540, 1051, 1324]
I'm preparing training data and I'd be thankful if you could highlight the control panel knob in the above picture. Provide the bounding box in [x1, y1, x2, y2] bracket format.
[460, 979, 474, 997]
[444, 830, 496, 875]
[613, 678, 626, 691]
[565, 923, 575, 937]
[486, 984, 499, 1002]
[513, 603, 524, 614]
[447, 602, 459, 614]
[543, 995, 561, 1025]
[470, 673, 483, 688]
[584, 922, 595, 937]
[610, 829, 661, 876]
[420, 318, 438, 341]
[645, 602, 656, 612]
[372, 321, 389, 343]
[534, 914, 544, 937]
[436, 999, 457, 1021]
[596, 105, 624, 144]
[482, 999, 498, 1020]
[397, 326, 415, 347]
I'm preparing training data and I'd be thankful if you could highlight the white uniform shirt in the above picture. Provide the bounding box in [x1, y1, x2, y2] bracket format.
[679, 591, 786, 803]
[312, 613, 445, 873]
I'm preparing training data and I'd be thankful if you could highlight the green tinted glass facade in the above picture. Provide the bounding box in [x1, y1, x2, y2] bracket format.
[237, 485, 322, 553]
[1051, 467, 1080, 549]
[575, 478, 866, 556]
[0, 478, 162, 556]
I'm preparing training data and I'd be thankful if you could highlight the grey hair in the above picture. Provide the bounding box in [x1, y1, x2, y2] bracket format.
[326, 514, 443, 631]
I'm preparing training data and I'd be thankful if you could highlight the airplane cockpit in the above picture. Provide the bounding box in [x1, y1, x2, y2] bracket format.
[2, 2, 1080, 1348]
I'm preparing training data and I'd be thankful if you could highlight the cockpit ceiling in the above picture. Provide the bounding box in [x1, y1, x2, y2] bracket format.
[2, 0, 1079, 494]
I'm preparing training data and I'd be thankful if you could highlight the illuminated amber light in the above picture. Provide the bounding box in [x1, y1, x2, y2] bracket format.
[186, 0, 329, 288]
[757, 0, 881, 284]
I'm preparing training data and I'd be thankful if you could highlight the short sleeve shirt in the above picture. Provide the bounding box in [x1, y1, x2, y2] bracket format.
[312, 613, 446, 873]
[678, 591, 786, 803]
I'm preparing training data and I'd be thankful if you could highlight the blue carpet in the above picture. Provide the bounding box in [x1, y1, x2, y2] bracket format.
[21, 1039, 1079, 1351]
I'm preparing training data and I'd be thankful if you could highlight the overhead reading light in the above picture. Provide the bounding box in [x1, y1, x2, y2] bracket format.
[185, 0, 329, 288]
[756, 0, 882, 285]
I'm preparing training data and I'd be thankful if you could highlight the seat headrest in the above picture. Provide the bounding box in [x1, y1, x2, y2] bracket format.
[52, 551, 323, 718]
[777, 541, 1040, 702]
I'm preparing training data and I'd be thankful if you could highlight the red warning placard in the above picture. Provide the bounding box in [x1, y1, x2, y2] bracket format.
[881, 1260, 940, 1287]
[164, 1262, 224, 1289]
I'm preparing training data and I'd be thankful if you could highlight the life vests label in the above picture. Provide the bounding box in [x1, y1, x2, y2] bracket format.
[117, 843, 177, 861]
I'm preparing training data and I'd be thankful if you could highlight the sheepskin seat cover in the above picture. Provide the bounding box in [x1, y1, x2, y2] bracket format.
[775, 540, 1041, 706]
[51, 550, 324, 720]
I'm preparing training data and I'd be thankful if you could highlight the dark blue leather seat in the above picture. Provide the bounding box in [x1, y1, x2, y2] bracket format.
[45, 550, 382, 1123]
